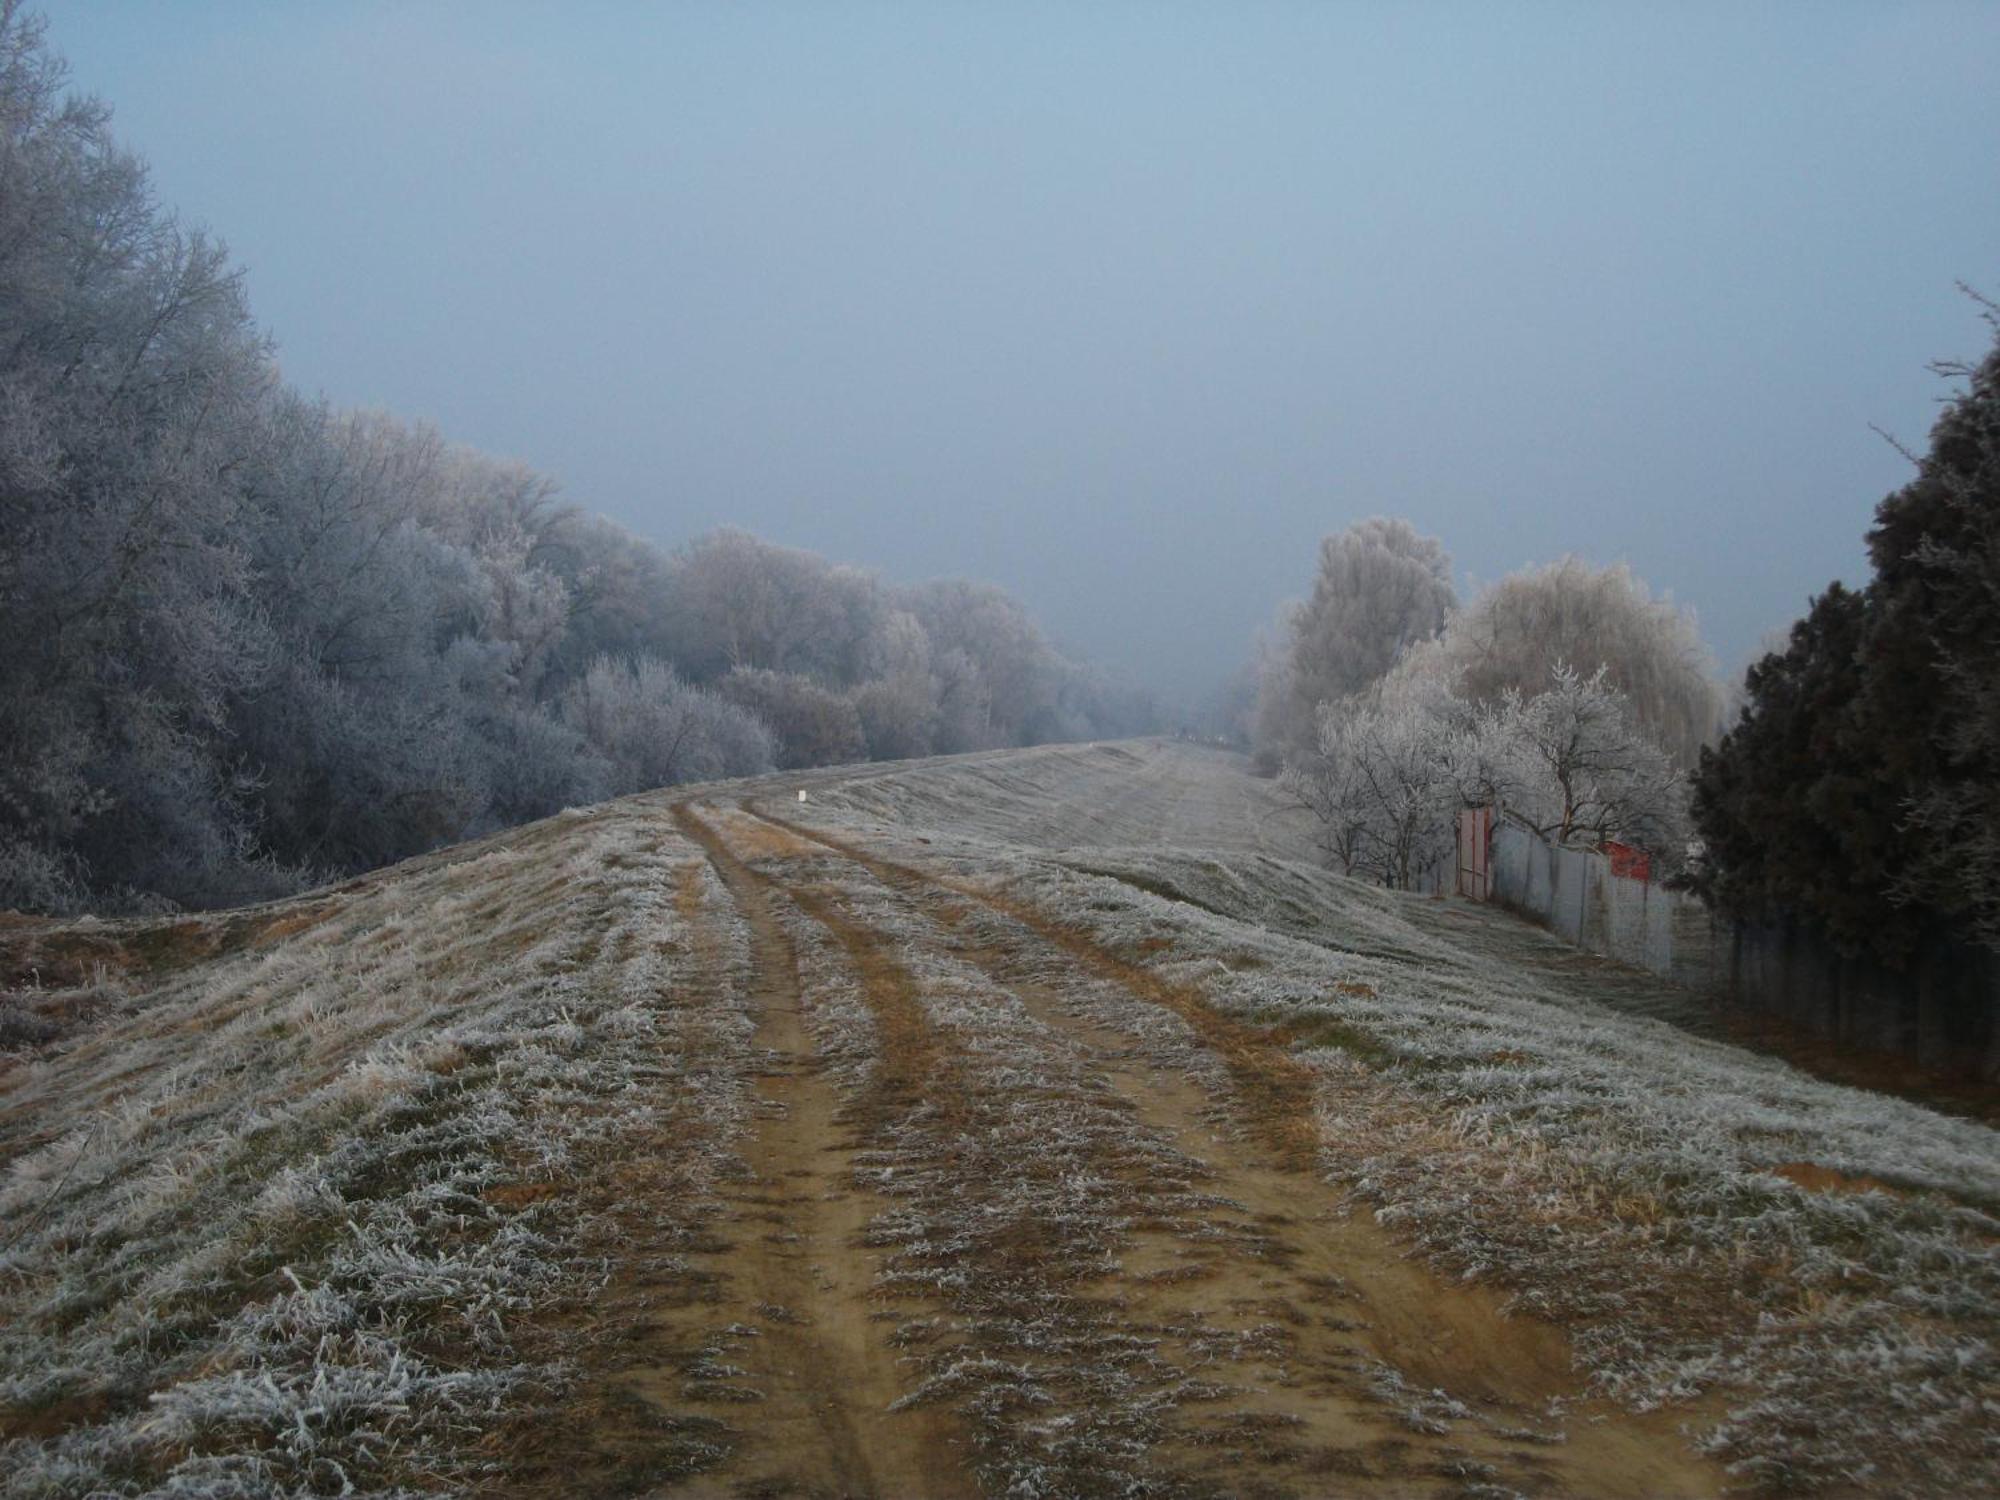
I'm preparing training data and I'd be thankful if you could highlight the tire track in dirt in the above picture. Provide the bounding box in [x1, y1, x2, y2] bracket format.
[668, 801, 979, 1500]
[735, 827, 1273, 1495]
[742, 800, 1728, 1499]
[758, 812, 1327, 1169]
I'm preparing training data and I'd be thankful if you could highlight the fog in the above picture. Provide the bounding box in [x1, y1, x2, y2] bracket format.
[51, 0, 2000, 702]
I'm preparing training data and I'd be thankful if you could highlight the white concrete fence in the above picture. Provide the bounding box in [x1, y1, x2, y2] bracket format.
[1460, 810, 2000, 1077]
[1477, 814, 1725, 989]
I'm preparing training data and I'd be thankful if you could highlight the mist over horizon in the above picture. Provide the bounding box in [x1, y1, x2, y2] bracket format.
[43, 0, 2000, 707]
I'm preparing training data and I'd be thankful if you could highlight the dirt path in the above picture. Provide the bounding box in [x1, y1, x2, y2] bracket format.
[506, 810, 980, 1498]
[663, 804, 978, 1500]
[11, 746, 1992, 1497]
[737, 799, 1729, 1499]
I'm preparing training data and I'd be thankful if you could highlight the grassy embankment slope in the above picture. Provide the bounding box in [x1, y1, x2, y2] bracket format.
[2, 741, 1993, 1497]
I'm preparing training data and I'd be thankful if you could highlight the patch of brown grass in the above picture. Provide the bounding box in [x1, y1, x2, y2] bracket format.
[1771, 1161, 1910, 1199]
[1716, 1011, 2000, 1127]
[0, 898, 338, 995]
[702, 805, 824, 862]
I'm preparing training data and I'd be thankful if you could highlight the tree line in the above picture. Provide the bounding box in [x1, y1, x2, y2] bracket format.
[1689, 293, 2000, 967]
[0, 8, 1154, 915]
[1246, 302, 2000, 979]
[1242, 517, 1721, 890]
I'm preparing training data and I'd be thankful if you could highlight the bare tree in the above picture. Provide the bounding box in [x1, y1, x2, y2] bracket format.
[1283, 675, 1466, 888]
[1287, 664, 1687, 889]
[1490, 665, 1688, 855]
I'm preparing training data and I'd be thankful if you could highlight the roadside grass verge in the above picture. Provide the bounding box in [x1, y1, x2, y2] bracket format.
[0, 808, 755, 1499]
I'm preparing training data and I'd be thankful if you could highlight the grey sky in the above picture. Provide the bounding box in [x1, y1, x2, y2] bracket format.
[46, 1, 2000, 703]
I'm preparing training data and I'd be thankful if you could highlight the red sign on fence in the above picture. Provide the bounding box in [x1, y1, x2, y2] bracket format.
[1603, 840, 1652, 883]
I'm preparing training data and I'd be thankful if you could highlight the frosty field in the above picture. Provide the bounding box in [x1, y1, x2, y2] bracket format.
[2, 740, 1995, 1499]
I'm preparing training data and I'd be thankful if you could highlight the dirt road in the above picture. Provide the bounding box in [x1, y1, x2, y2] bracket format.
[9, 741, 1991, 1497]
[537, 787, 1727, 1497]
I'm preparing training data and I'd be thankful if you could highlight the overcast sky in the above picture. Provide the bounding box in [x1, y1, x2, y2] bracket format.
[45, 1, 2000, 704]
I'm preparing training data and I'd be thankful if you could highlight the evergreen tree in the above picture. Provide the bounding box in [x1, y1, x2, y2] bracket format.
[1865, 297, 2000, 947]
[1691, 299, 2000, 961]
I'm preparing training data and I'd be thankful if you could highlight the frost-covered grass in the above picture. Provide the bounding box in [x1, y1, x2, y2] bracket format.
[771, 854, 1262, 1497]
[785, 741, 2000, 1495]
[795, 739, 1322, 864]
[755, 823, 1622, 1496]
[9, 737, 1992, 1494]
[0, 806, 758, 1498]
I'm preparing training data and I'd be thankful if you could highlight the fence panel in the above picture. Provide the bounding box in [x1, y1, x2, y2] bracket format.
[1465, 809, 1993, 1078]
[1480, 814, 1721, 987]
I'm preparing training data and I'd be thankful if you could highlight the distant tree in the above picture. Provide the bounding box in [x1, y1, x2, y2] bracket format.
[1435, 557, 1722, 769]
[560, 656, 773, 793]
[1252, 519, 1456, 773]
[852, 675, 938, 762]
[930, 646, 995, 754]
[0, 4, 1147, 912]
[1197, 661, 1260, 750]
[1246, 604, 1304, 774]
[1054, 664, 1161, 744]
[718, 669, 867, 770]
[900, 580, 1054, 745]
[665, 529, 890, 684]
[847, 610, 937, 761]
[547, 514, 681, 684]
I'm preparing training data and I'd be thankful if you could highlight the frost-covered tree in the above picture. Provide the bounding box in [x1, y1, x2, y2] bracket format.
[1284, 678, 1463, 888]
[929, 646, 995, 754]
[1282, 713, 1372, 872]
[1252, 519, 1455, 773]
[718, 669, 866, 770]
[1289, 664, 1686, 888]
[226, 406, 603, 874]
[898, 580, 1043, 745]
[665, 528, 890, 683]
[1492, 666, 1687, 853]
[547, 514, 681, 681]
[1246, 604, 1304, 774]
[846, 609, 936, 761]
[0, 6, 1148, 912]
[559, 656, 772, 793]
[1435, 557, 1722, 769]
[0, 2, 277, 909]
